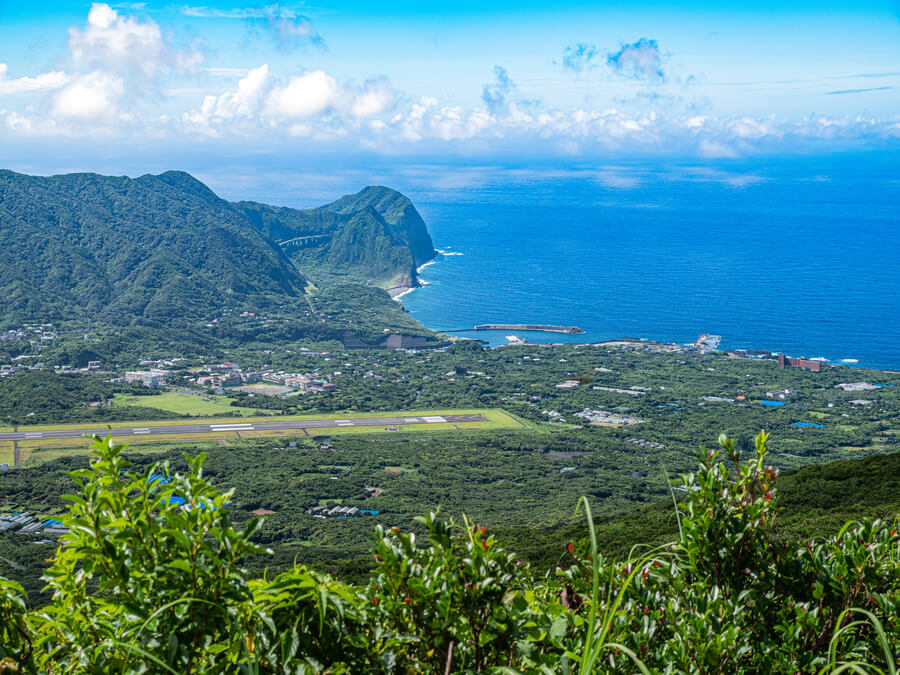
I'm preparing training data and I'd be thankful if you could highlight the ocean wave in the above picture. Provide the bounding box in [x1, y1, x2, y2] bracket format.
[417, 261, 437, 273]
[391, 287, 417, 301]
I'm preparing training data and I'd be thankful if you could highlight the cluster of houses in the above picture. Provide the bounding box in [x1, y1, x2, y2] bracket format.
[0, 324, 56, 343]
[306, 505, 379, 518]
[0, 512, 69, 538]
[122, 367, 173, 387]
[574, 408, 645, 426]
[767, 388, 798, 399]
[193, 362, 336, 394]
[625, 437, 666, 450]
[836, 382, 885, 392]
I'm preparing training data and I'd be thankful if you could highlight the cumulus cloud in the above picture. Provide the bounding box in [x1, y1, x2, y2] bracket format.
[51, 71, 124, 120]
[187, 64, 272, 129]
[607, 38, 665, 82]
[0, 64, 69, 96]
[350, 77, 396, 118]
[69, 3, 203, 82]
[2, 5, 898, 156]
[183, 66, 398, 135]
[482, 66, 514, 114]
[561, 43, 599, 73]
[264, 70, 341, 119]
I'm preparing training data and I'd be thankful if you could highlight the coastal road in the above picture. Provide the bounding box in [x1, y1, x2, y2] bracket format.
[0, 414, 488, 443]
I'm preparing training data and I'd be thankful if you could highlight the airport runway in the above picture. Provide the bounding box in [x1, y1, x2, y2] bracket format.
[0, 414, 488, 443]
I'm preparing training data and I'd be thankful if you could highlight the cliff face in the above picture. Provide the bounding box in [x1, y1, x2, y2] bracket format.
[323, 186, 436, 268]
[236, 186, 436, 289]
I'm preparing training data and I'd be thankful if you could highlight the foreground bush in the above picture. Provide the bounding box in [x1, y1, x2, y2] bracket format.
[0, 432, 897, 673]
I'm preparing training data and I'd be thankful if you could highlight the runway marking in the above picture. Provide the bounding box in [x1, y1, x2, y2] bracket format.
[210, 424, 254, 431]
[1, 414, 493, 444]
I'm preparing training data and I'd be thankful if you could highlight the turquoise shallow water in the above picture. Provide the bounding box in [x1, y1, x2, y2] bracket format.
[397, 158, 900, 370]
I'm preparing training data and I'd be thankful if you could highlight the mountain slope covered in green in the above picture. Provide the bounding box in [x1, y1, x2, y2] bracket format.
[0, 170, 306, 324]
[236, 185, 436, 288]
[0, 171, 436, 342]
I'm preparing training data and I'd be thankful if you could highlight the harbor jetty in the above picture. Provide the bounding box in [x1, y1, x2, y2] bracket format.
[444, 324, 585, 335]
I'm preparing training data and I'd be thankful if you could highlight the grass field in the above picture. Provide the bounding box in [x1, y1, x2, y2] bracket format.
[0, 442, 13, 466]
[112, 391, 267, 417]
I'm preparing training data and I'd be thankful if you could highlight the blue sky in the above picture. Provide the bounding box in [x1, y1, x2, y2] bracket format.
[0, 1, 898, 174]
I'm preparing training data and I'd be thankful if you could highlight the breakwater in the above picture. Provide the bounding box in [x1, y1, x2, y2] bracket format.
[444, 324, 585, 335]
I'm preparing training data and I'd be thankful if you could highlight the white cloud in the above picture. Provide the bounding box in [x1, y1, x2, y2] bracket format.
[51, 71, 124, 120]
[350, 78, 396, 118]
[68, 3, 202, 82]
[264, 70, 340, 119]
[182, 4, 323, 49]
[186, 66, 396, 129]
[1, 4, 898, 156]
[211, 64, 272, 120]
[607, 38, 666, 82]
[0, 64, 69, 96]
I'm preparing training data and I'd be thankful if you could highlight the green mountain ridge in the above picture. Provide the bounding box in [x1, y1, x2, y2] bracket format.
[236, 184, 436, 288]
[0, 170, 435, 327]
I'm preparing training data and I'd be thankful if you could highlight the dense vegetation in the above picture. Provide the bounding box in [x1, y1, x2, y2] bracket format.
[5, 427, 898, 605]
[0, 372, 176, 425]
[238, 185, 435, 289]
[1, 433, 896, 672]
[0, 170, 304, 324]
[0, 170, 437, 361]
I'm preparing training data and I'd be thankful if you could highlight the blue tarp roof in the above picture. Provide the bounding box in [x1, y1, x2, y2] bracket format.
[756, 400, 787, 407]
[792, 422, 826, 428]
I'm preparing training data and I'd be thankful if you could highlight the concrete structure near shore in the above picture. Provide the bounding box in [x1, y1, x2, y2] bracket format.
[472, 324, 585, 334]
[778, 354, 823, 372]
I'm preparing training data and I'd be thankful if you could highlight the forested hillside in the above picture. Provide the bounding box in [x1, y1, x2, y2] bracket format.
[0, 170, 438, 358]
[0, 170, 306, 324]
[237, 185, 436, 288]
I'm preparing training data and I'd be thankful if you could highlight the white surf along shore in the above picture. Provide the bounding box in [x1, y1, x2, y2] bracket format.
[389, 247, 460, 301]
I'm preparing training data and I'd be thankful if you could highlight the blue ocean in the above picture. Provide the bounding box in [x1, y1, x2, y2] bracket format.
[393, 156, 899, 370]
